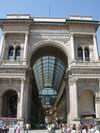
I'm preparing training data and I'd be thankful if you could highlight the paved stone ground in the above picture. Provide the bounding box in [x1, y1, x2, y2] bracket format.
[8, 129, 60, 133]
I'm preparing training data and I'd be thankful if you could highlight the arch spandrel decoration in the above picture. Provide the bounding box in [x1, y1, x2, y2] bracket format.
[29, 40, 71, 64]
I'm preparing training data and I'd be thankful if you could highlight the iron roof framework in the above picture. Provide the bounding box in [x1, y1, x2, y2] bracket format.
[33, 56, 65, 107]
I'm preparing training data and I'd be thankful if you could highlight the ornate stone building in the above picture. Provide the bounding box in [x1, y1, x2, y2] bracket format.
[0, 14, 99, 127]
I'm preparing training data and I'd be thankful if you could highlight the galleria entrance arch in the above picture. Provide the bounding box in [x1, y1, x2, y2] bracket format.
[0, 14, 100, 128]
[29, 44, 68, 126]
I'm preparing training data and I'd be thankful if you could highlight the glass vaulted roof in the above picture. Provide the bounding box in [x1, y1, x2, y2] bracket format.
[33, 56, 65, 107]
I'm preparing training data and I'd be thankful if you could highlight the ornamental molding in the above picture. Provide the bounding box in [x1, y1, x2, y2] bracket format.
[74, 35, 93, 46]
[7, 40, 24, 46]
[69, 68, 100, 75]
[29, 33, 71, 45]
[30, 39, 71, 61]
[95, 97, 100, 101]
[76, 41, 91, 47]
[0, 78, 21, 85]
[0, 79, 21, 96]
[0, 19, 32, 26]
[68, 76, 78, 85]
[5, 34, 25, 47]
[6, 38, 24, 47]
[30, 32, 70, 39]
[76, 79, 98, 98]
[74, 34, 93, 39]
[0, 67, 26, 74]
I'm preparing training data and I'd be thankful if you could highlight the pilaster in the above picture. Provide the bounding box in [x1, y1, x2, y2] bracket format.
[17, 78, 25, 119]
[95, 79, 100, 118]
[0, 33, 5, 59]
[95, 97, 100, 119]
[98, 79, 100, 98]
[93, 35, 99, 61]
[68, 77, 78, 123]
[71, 34, 75, 61]
[23, 33, 28, 60]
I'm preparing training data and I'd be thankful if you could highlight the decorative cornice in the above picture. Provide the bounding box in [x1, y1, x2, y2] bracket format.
[0, 16, 99, 31]
[0, 67, 26, 74]
[0, 19, 33, 27]
[31, 23, 69, 30]
[70, 68, 100, 75]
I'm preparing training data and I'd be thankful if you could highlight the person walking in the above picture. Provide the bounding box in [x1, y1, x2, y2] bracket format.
[23, 124, 26, 133]
[26, 124, 30, 133]
[15, 124, 20, 133]
[47, 123, 52, 133]
[51, 123, 56, 133]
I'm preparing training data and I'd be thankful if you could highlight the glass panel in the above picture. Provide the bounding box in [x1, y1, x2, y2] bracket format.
[85, 47, 90, 61]
[78, 47, 83, 61]
[8, 46, 14, 60]
[33, 55, 65, 106]
[15, 46, 21, 60]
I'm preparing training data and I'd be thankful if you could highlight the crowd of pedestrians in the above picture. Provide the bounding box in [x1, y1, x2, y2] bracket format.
[1, 121, 100, 133]
[14, 123, 31, 133]
[47, 122, 100, 133]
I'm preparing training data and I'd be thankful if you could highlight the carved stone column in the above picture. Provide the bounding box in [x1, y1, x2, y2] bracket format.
[64, 78, 70, 122]
[20, 79, 25, 118]
[93, 35, 99, 61]
[95, 79, 100, 118]
[95, 98, 100, 119]
[23, 33, 28, 60]
[71, 34, 75, 61]
[68, 78, 78, 123]
[17, 92, 20, 118]
[0, 33, 5, 59]
[17, 79, 25, 119]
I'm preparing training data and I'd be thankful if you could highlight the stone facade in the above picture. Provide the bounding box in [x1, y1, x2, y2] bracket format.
[0, 14, 100, 126]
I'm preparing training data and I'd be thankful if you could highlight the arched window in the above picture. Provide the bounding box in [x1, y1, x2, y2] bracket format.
[84, 47, 90, 61]
[2, 90, 18, 117]
[15, 46, 21, 60]
[78, 47, 83, 61]
[8, 46, 14, 60]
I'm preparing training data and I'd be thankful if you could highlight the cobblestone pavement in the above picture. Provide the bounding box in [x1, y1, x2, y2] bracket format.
[8, 129, 60, 133]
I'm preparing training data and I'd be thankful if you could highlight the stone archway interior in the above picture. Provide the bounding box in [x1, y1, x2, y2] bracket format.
[33, 55, 65, 113]
[2, 90, 18, 117]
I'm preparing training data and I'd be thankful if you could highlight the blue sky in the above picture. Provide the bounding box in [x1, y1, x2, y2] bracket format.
[0, 0, 100, 52]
